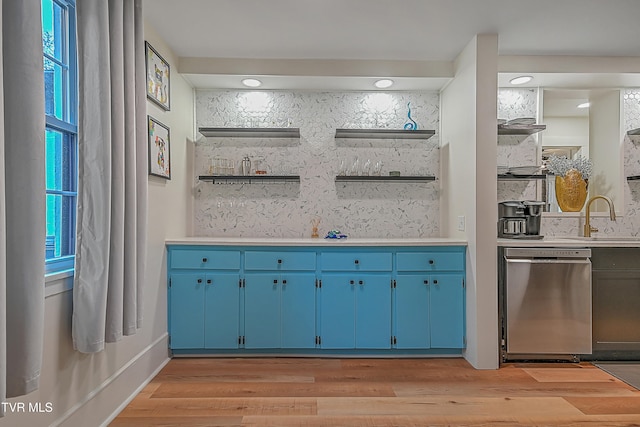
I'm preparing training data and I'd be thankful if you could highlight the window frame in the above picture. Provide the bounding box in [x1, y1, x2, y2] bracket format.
[43, 0, 78, 277]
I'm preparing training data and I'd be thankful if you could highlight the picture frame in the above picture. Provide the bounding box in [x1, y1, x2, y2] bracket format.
[145, 41, 170, 111]
[147, 116, 171, 179]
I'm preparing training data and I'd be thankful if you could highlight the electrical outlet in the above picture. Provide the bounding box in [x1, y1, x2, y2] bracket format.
[457, 215, 465, 231]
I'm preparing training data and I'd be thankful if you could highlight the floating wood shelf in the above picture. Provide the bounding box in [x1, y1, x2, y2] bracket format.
[498, 124, 546, 135]
[498, 174, 547, 181]
[627, 175, 640, 181]
[627, 128, 640, 136]
[334, 129, 435, 140]
[198, 127, 301, 138]
[198, 175, 300, 184]
[335, 175, 436, 183]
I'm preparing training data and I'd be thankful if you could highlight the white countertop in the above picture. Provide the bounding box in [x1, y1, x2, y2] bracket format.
[165, 237, 468, 247]
[498, 237, 640, 248]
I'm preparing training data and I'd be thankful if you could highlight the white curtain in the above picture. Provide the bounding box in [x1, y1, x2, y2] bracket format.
[73, 0, 147, 353]
[0, 0, 47, 408]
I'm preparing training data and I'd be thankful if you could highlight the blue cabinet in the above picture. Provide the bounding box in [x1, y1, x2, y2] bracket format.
[169, 249, 241, 351]
[394, 275, 430, 349]
[167, 244, 465, 355]
[244, 272, 316, 349]
[204, 272, 241, 349]
[169, 271, 240, 350]
[169, 273, 205, 349]
[244, 250, 317, 349]
[320, 251, 393, 349]
[430, 273, 465, 348]
[394, 251, 465, 349]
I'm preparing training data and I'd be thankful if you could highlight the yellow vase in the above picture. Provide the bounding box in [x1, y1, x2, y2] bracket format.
[555, 169, 588, 212]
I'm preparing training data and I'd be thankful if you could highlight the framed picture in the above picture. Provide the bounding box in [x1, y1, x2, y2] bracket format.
[147, 116, 171, 179]
[145, 41, 170, 111]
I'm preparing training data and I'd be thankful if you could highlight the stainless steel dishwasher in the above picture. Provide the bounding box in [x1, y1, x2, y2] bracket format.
[503, 247, 592, 360]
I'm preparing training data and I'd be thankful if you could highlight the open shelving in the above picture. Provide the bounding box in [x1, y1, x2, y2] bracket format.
[198, 127, 301, 138]
[335, 175, 436, 183]
[198, 175, 300, 184]
[498, 124, 546, 135]
[498, 174, 547, 181]
[334, 129, 435, 140]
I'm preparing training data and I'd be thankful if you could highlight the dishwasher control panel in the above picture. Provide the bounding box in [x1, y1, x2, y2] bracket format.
[504, 247, 591, 259]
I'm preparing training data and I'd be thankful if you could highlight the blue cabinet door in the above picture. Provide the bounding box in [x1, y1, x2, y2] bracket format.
[355, 274, 392, 349]
[320, 274, 356, 349]
[395, 275, 430, 349]
[169, 273, 205, 349]
[430, 274, 465, 348]
[281, 273, 316, 348]
[204, 273, 240, 349]
[244, 273, 281, 348]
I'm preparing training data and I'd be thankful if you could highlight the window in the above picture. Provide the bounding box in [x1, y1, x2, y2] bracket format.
[42, 0, 77, 274]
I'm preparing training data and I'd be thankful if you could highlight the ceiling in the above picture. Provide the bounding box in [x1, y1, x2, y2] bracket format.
[143, 0, 640, 90]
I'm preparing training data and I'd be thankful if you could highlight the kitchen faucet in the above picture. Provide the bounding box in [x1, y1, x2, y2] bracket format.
[584, 195, 616, 237]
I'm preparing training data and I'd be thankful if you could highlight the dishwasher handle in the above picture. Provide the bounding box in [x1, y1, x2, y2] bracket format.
[505, 257, 591, 265]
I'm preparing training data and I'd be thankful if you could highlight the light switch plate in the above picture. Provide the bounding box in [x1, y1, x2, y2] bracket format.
[457, 215, 465, 231]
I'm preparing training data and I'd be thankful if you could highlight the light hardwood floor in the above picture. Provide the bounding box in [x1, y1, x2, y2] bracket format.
[111, 358, 640, 426]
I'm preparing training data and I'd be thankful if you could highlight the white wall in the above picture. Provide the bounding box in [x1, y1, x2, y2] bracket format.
[543, 116, 589, 154]
[589, 90, 623, 210]
[441, 35, 499, 369]
[0, 22, 193, 427]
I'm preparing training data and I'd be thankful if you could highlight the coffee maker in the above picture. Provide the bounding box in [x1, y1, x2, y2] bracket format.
[498, 200, 545, 239]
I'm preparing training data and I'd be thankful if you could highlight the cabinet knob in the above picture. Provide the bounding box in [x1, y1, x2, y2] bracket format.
[424, 280, 429, 285]
[202, 257, 208, 263]
[277, 259, 283, 264]
[433, 279, 439, 285]
[350, 280, 355, 285]
[197, 279, 202, 284]
[207, 279, 212, 284]
[273, 279, 278, 284]
[282, 279, 287, 285]
[359, 280, 364, 285]
[354, 259, 360, 265]
[428, 259, 434, 265]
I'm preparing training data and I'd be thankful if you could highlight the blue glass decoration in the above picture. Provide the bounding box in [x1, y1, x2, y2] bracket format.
[403, 102, 418, 130]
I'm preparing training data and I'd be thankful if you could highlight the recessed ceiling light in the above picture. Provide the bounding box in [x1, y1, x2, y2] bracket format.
[242, 78, 262, 88]
[374, 79, 394, 89]
[509, 76, 533, 85]
[577, 102, 590, 109]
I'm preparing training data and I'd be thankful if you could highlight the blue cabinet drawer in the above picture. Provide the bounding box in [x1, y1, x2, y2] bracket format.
[170, 249, 240, 270]
[244, 251, 316, 271]
[397, 252, 464, 272]
[321, 252, 392, 271]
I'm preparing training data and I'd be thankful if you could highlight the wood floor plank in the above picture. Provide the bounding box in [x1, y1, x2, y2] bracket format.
[524, 367, 621, 383]
[241, 415, 521, 426]
[110, 416, 242, 426]
[155, 373, 316, 383]
[117, 397, 317, 417]
[315, 396, 584, 417]
[241, 414, 640, 427]
[393, 381, 638, 397]
[564, 396, 640, 415]
[151, 381, 395, 398]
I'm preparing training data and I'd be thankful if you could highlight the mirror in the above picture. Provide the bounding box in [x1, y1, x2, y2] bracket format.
[541, 88, 623, 213]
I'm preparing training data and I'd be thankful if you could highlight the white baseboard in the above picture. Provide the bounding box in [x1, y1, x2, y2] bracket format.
[52, 333, 170, 427]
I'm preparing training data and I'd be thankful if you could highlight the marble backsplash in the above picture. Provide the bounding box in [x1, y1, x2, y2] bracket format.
[193, 90, 440, 238]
